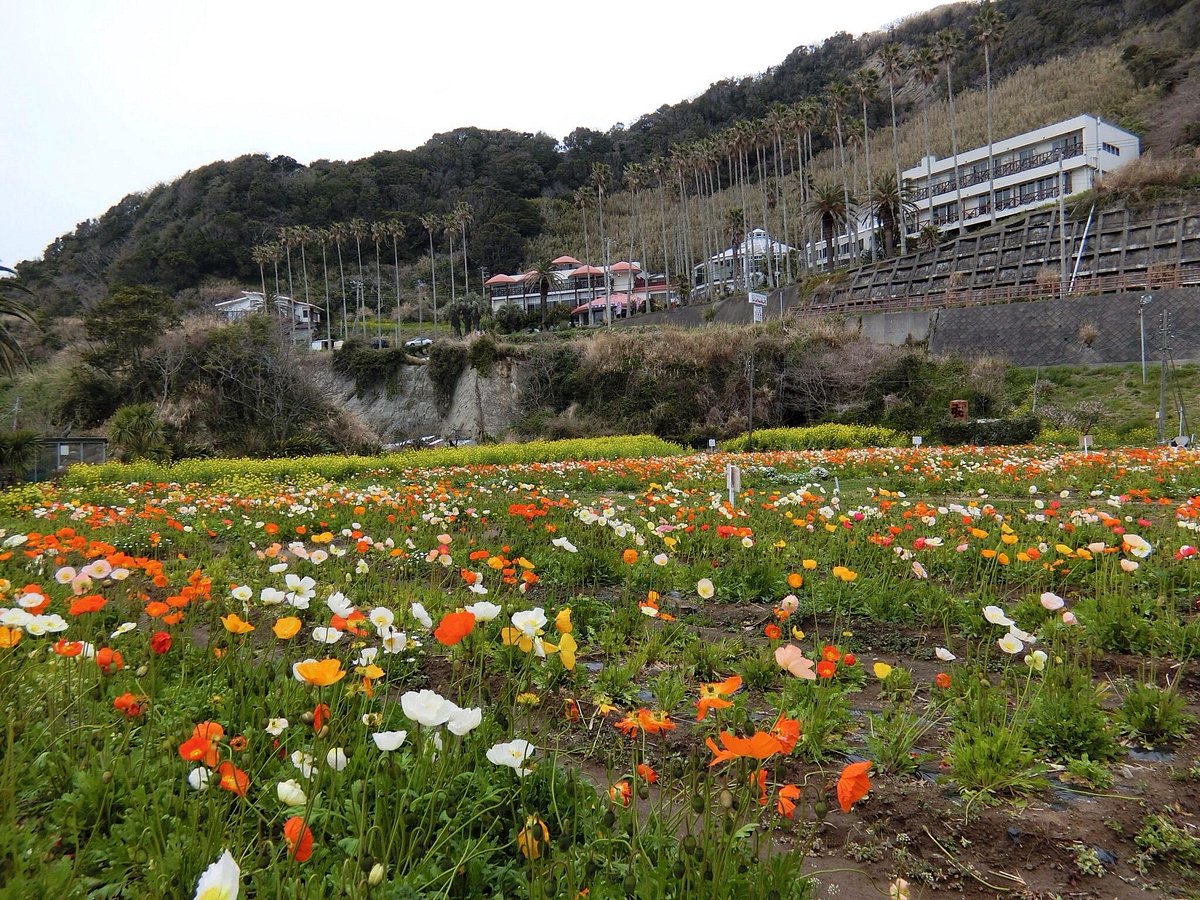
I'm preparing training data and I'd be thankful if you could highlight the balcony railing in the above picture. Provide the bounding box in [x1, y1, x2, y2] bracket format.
[908, 144, 1083, 202]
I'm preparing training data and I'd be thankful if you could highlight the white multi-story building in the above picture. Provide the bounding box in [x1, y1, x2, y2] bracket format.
[903, 114, 1140, 235]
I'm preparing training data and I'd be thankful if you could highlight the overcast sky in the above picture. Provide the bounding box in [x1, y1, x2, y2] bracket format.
[2, 0, 950, 265]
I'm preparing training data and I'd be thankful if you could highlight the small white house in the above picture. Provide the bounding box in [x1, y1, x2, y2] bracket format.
[215, 291, 320, 326]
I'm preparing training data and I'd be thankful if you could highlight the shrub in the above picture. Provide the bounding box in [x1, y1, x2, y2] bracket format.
[467, 334, 499, 376]
[723, 424, 904, 452]
[933, 415, 1040, 446]
[427, 341, 468, 413]
[1118, 678, 1194, 747]
[1027, 663, 1120, 762]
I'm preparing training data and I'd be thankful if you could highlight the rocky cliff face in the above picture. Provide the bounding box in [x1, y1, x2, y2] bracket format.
[306, 356, 522, 444]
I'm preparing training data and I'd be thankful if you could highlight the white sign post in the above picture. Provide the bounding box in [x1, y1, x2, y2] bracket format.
[912, 436, 923, 447]
[725, 463, 741, 507]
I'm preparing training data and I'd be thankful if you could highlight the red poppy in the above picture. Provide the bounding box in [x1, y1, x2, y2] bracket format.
[216, 761, 248, 796]
[842, 653, 856, 666]
[433, 610, 476, 646]
[935, 672, 951, 690]
[228, 735, 248, 752]
[312, 703, 330, 732]
[816, 660, 836, 679]
[283, 815, 314, 862]
[821, 645, 841, 663]
[149, 630, 171, 655]
[763, 623, 781, 640]
[836, 760, 872, 813]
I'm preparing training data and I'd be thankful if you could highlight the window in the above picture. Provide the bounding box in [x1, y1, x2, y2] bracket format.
[1102, 142, 1121, 156]
[1019, 147, 1035, 164]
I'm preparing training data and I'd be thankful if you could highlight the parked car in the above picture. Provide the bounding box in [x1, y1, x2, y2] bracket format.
[404, 336, 433, 349]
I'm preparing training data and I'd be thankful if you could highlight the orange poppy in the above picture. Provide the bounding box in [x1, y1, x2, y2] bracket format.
[769, 714, 801, 753]
[272, 617, 301, 639]
[836, 760, 872, 813]
[221, 613, 254, 635]
[293, 658, 346, 687]
[763, 623, 782, 640]
[816, 660, 836, 679]
[637, 709, 675, 735]
[749, 768, 768, 806]
[705, 730, 784, 766]
[283, 815, 314, 862]
[68, 594, 107, 616]
[635, 763, 658, 783]
[149, 631, 171, 654]
[112, 692, 146, 718]
[216, 761, 248, 796]
[821, 645, 841, 663]
[622, 549, 638, 565]
[434, 610, 476, 646]
[786, 572, 803, 589]
[695, 674, 742, 721]
[608, 780, 631, 806]
[52, 639, 83, 657]
[777, 783, 801, 819]
[95, 647, 123, 674]
[935, 672, 951, 690]
[312, 703, 330, 732]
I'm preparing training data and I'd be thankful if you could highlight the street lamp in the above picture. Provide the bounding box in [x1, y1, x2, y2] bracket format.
[1139, 294, 1153, 385]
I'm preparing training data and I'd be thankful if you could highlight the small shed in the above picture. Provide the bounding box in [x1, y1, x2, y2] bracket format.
[26, 437, 108, 482]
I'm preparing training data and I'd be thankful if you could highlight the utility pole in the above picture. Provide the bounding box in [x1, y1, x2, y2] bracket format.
[1057, 151, 1068, 296]
[1158, 309, 1169, 445]
[604, 237, 613, 327]
[1139, 294, 1153, 385]
[745, 350, 756, 452]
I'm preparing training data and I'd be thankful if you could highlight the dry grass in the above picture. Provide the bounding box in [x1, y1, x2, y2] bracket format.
[1092, 154, 1200, 202]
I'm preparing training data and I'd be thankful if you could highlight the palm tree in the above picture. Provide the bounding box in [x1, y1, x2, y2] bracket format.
[808, 184, 853, 269]
[442, 214, 458, 308]
[250, 244, 272, 301]
[316, 228, 334, 349]
[526, 259, 557, 327]
[972, 2, 1009, 226]
[295, 225, 315, 344]
[878, 42, 909, 253]
[419, 213, 440, 326]
[328, 223, 349, 340]
[917, 223, 942, 250]
[825, 82, 857, 263]
[910, 46, 940, 242]
[933, 28, 965, 234]
[591, 163, 613, 325]
[371, 221, 387, 343]
[869, 173, 917, 258]
[453, 201, 473, 293]
[348, 218, 369, 336]
[278, 226, 298, 344]
[387, 219, 406, 335]
[849, 67, 880, 245]
[0, 265, 37, 377]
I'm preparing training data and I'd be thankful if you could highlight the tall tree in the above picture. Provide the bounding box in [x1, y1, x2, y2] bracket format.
[526, 259, 557, 327]
[808, 184, 853, 270]
[878, 42, 909, 253]
[869, 172, 916, 259]
[419, 213, 440, 326]
[442, 214, 458, 308]
[849, 67, 881, 254]
[825, 82, 857, 266]
[972, 1, 1009, 227]
[590, 163, 613, 325]
[348, 218, 369, 336]
[933, 28, 965, 234]
[387, 219, 406, 336]
[910, 46, 940, 240]
[453, 201, 473, 294]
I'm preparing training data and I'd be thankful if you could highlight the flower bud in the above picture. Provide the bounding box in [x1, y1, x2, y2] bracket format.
[368, 863, 385, 886]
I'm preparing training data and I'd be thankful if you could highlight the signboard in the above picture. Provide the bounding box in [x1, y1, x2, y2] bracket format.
[748, 292, 768, 307]
[911, 436, 923, 447]
[752, 305, 763, 323]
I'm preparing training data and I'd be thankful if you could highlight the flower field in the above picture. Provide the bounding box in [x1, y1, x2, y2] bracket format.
[5, 445, 1200, 897]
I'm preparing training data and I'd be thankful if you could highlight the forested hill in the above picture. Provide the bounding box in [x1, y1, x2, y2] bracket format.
[20, 0, 1197, 312]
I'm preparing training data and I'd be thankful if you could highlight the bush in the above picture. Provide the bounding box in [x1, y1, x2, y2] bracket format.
[427, 341, 468, 413]
[723, 424, 904, 452]
[467, 334, 499, 376]
[933, 415, 1040, 446]
[1027, 663, 1120, 762]
[332, 340, 414, 397]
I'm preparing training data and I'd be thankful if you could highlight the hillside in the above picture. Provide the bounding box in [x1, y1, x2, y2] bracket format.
[16, 0, 1200, 315]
